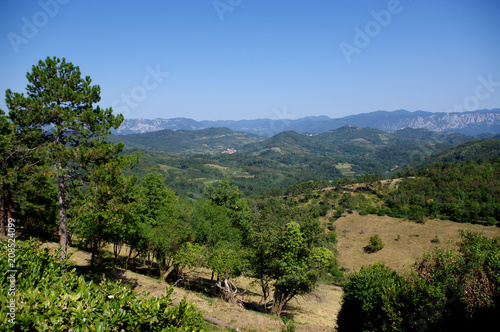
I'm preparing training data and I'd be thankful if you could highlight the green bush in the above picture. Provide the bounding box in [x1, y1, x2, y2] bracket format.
[337, 263, 447, 332]
[365, 234, 384, 253]
[337, 231, 500, 331]
[326, 232, 337, 244]
[0, 239, 205, 331]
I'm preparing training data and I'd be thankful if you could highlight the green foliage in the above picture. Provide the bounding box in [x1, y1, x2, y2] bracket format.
[337, 263, 446, 332]
[136, 172, 194, 275]
[109, 127, 264, 154]
[337, 231, 500, 331]
[0, 240, 204, 331]
[174, 242, 206, 270]
[5, 57, 126, 259]
[74, 156, 138, 268]
[365, 234, 384, 253]
[415, 230, 500, 321]
[0, 109, 58, 238]
[207, 241, 244, 280]
[270, 221, 335, 315]
[386, 159, 500, 224]
[431, 235, 440, 244]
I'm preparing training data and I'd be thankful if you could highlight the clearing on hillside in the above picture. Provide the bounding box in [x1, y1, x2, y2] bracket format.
[334, 212, 500, 273]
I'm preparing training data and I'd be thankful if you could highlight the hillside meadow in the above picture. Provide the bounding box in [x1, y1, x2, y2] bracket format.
[331, 212, 500, 273]
[34, 210, 499, 332]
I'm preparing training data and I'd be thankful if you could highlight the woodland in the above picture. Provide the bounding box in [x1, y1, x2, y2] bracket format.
[1, 57, 499, 331]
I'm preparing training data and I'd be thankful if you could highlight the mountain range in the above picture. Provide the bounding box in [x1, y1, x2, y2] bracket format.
[114, 109, 500, 136]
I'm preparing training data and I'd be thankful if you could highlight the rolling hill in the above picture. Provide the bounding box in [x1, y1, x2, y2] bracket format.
[112, 125, 500, 199]
[108, 127, 265, 154]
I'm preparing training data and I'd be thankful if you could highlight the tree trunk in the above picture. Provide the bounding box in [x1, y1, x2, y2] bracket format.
[113, 240, 122, 266]
[90, 239, 98, 270]
[260, 278, 270, 305]
[58, 174, 68, 261]
[271, 290, 295, 316]
[161, 265, 176, 281]
[125, 245, 133, 270]
[271, 291, 286, 316]
[216, 278, 243, 307]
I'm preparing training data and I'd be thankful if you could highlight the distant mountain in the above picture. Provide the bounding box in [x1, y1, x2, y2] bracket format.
[108, 127, 264, 154]
[115, 109, 500, 136]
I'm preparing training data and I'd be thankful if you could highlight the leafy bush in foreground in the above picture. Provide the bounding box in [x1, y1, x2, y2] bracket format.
[337, 231, 500, 331]
[0, 239, 204, 331]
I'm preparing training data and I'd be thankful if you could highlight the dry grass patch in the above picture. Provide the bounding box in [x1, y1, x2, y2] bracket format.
[335, 212, 500, 273]
[40, 241, 340, 331]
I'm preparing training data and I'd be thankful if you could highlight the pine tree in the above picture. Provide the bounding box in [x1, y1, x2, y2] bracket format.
[0, 109, 15, 235]
[6, 57, 124, 260]
[0, 109, 55, 236]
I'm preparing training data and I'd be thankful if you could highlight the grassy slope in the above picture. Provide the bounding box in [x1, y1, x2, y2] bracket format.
[330, 212, 500, 273]
[38, 207, 500, 331]
[44, 241, 340, 332]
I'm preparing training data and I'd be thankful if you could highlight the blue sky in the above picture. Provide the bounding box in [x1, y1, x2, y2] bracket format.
[1, 0, 499, 121]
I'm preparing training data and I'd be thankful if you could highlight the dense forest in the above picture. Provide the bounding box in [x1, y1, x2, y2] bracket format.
[1, 57, 499, 330]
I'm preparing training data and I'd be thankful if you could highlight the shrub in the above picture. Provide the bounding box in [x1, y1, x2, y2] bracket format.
[431, 235, 440, 244]
[337, 231, 500, 331]
[326, 232, 337, 244]
[0, 239, 205, 331]
[365, 234, 384, 253]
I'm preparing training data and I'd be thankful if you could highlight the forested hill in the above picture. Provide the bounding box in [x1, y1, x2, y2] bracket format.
[241, 126, 479, 157]
[108, 127, 264, 154]
[111, 125, 485, 157]
[409, 139, 500, 168]
[115, 127, 499, 198]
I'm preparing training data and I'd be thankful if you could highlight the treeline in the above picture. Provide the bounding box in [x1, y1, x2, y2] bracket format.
[271, 159, 500, 226]
[387, 158, 500, 224]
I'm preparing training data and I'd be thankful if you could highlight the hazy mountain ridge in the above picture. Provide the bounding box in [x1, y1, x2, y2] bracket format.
[115, 109, 500, 136]
[381, 110, 500, 134]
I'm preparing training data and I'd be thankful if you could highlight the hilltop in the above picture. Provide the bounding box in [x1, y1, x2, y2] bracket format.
[108, 127, 264, 154]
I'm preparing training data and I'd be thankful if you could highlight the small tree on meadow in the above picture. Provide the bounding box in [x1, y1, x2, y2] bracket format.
[365, 234, 384, 253]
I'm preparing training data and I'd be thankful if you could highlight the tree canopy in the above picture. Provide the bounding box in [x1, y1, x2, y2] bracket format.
[5, 56, 127, 260]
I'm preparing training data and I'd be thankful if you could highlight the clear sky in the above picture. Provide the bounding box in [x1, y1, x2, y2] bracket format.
[1, 0, 499, 121]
